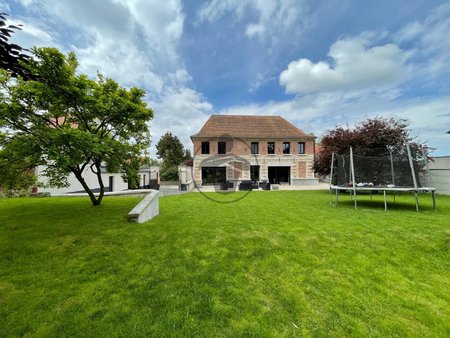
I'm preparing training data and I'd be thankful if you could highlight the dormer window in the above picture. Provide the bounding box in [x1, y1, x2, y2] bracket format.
[283, 142, 290, 154]
[267, 142, 275, 154]
[218, 141, 226, 154]
[298, 142, 305, 154]
[201, 142, 210, 154]
[251, 142, 259, 154]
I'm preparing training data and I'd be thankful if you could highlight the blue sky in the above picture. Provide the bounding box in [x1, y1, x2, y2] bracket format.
[3, 0, 450, 156]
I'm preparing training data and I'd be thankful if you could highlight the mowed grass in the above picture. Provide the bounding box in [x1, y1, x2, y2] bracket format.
[0, 191, 449, 337]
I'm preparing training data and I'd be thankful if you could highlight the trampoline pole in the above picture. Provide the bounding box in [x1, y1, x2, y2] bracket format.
[336, 188, 338, 207]
[384, 190, 387, 211]
[390, 150, 395, 186]
[407, 143, 419, 211]
[330, 152, 335, 205]
[350, 147, 357, 209]
[432, 191, 436, 211]
[406, 143, 418, 189]
[421, 145, 429, 187]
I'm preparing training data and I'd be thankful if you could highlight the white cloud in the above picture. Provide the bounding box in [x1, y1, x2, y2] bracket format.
[395, 2, 450, 77]
[73, 36, 165, 94]
[16, 0, 39, 7]
[14, 0, 209, 157]
[395, 21, 423, 42]
[9, 18, 54, 49]
[15, 0, 185, 92]
[214, 91, 450, 155]
[245, 23, 265, 38]
[197, 0, 247, 22]
[174, 69, 192, 84]
[0, 2, 10, 11]
[197, 0, 308, 40]
[383, 97, 450, 148]
[149, 87, 213, 155]
[280, 36, 408, 94]
[119, 0, 184, 63]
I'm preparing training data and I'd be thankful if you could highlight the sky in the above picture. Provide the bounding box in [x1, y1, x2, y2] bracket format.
[3, 0, 450, 156]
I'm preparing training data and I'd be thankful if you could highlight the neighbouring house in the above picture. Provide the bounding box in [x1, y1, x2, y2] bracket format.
[36, 165, 159, 195]
[191, 115, 318, 186]
[427, 156, 450, 195]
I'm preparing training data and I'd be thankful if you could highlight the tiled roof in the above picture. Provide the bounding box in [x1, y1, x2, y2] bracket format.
[191, 115, 315, 139]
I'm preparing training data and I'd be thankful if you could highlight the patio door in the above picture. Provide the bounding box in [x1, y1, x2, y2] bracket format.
[268, 166, 290, 184]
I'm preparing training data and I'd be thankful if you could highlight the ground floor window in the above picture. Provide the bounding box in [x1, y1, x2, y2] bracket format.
[201, 167, 226, 185]
[250, 165, 260, 181]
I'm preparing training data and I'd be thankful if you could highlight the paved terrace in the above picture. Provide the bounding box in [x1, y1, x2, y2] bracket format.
[193, 183, 330, 193]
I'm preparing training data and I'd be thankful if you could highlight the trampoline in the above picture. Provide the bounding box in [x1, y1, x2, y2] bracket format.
[329, 144, 437, 211]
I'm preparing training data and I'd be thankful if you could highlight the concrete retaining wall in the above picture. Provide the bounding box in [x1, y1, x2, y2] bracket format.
[291, 178, 319, 185]
[128, 190, 159, 223]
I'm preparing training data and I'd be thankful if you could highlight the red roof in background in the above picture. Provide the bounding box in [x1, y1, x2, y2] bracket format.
[315, 144, 323, 154]
[191, 115, 315, 140]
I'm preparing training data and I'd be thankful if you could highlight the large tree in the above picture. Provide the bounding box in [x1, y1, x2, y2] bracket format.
[156, 132, 188, 166]
[314, 117, 427, 176]
[155, 132, 191, 181]
[0, 47, 153, 205]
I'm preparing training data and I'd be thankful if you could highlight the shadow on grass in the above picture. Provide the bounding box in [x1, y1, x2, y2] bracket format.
[335, 197, 435, 212]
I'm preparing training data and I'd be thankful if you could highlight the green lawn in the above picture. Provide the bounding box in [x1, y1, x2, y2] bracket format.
[1, 191, 449, 337]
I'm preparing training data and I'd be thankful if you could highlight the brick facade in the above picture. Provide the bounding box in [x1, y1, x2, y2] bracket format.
[191, 115, 318, 185]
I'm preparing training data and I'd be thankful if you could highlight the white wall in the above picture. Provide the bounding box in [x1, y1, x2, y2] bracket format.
[37, 165, 142, 195]
[428, 157, 450, 195]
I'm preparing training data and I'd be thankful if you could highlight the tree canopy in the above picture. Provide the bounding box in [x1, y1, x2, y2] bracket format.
[313, 117, 427, 176]
[0, 47, 153, 205]
[155, 132, 191, 181]
[0, 141, 36, 196]
[0, 13, 31, 79]
[156, 132, 185, 167]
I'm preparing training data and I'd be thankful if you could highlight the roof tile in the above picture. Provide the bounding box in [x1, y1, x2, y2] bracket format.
[191, 115, 314, 139]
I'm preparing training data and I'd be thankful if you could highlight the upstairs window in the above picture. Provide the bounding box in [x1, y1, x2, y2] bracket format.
[201, 142, 210, 154]
[298, 142, 305, 154]
[251, 142, 259, 154]
[218, 141, 226, 154]
[267, 142, 275, 154]
[283, 142, 290, 154]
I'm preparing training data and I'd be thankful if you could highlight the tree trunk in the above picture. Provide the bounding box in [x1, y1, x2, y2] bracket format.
[72, 169, 101, 206]
[93, 162, 105, 205]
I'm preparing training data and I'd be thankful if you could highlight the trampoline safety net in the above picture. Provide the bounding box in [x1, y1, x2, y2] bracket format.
[333, 146, 424, 188]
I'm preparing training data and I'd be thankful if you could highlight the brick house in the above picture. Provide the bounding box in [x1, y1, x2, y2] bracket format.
[190, 115, 318, 186]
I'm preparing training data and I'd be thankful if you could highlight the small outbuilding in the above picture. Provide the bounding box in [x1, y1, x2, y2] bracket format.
[428, 156, 450, 195]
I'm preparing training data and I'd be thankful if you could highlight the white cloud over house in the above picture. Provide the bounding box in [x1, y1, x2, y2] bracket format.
[149, 87, 212, 154]
[279, 36, 408, 94]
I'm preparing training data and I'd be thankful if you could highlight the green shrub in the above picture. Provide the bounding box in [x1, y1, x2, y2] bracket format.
[160, 166, 178, 181]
